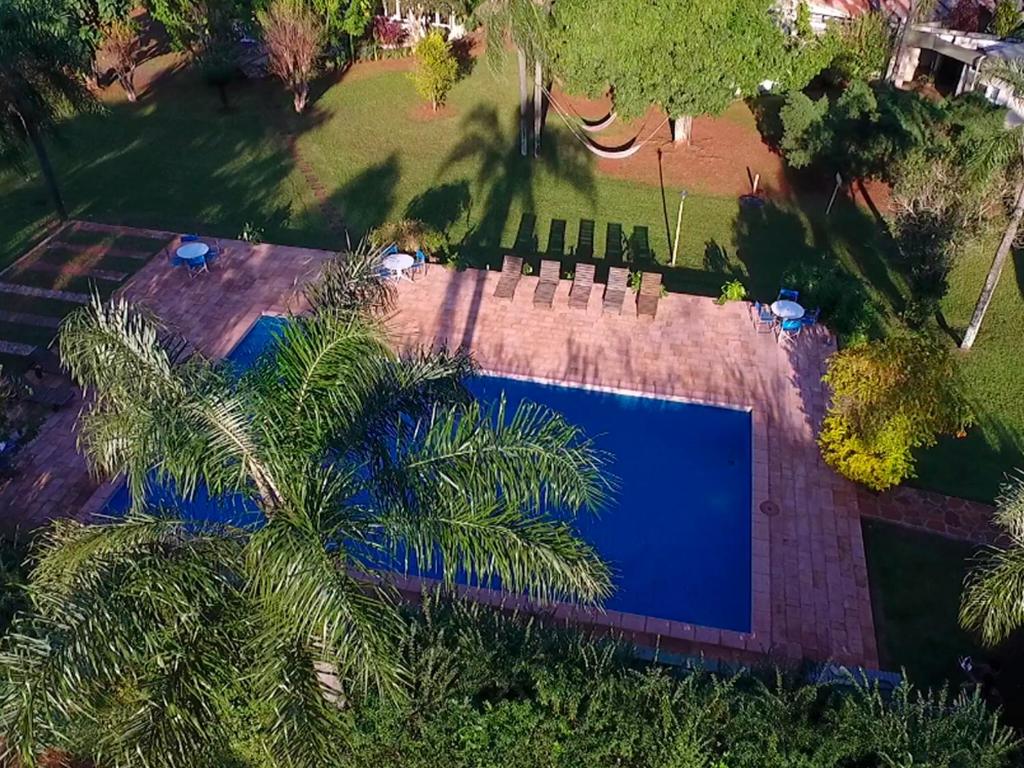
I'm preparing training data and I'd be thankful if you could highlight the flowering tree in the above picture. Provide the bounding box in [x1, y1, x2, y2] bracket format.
[259, 0, 324, 113]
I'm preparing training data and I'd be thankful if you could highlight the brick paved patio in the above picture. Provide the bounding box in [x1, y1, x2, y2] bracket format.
[0, 230, 881, 669]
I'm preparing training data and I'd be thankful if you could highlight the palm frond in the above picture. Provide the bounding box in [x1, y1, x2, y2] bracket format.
[960, 543, 1024, 645]
[304, 239, 396, 315]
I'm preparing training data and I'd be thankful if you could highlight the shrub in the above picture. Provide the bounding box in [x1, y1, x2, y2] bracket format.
[831, 11, 894, 82]
[779, 260, 883, 344]
[102, 19, 141, 102]
[991, 0, 1022, 37]
[412, 30, 459, 111]
[779, 91, 829, 168]
[819, 334, 973, 490]
[368, 218, 445, 255]
[795, 0, 813, 38]
[716, 279, 747, 304]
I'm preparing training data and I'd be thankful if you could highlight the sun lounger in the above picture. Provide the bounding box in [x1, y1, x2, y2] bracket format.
[494, 255, 523, 300]
[603, 266, 628, 314]
[534, 259, 560, 309]
[569, 263, 595, 311]
[636, 272, 662, 319]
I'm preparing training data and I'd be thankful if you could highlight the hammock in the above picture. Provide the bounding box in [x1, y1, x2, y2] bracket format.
[544, 86, 669, 160]
[580, 111, 617, 133]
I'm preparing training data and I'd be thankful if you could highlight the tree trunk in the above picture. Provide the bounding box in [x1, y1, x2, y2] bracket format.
[961, 178, 1024, 349]
[294, 82, 309, 113]
[516, 46, 528, 157]
[533, 58, 543, 158]
[19, 113, 67, 220]
[672, 115, 693, 145]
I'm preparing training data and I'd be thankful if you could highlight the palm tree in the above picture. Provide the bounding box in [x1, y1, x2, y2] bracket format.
[960, 471, 1024, 645]
[0, 244, 611, 767]
[0, 0, 95, 220]
[475, 0, 551, 158]
[961, 57, 1024, 350]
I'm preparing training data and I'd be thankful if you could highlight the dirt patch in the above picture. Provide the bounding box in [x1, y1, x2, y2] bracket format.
[409, 102, 458, 121]
[340, 54, 417, 83]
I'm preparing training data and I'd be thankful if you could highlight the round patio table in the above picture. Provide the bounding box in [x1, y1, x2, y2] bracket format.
[176, 242, 209, 263]
[383, 252, 415, 281]
[771, 299, 805, 320]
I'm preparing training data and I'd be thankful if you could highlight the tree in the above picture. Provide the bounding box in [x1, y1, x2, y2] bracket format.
[143, 0, 246, 54]
[0, 0, 96, 220]
[413, 30, 458, 111]
[67, 0, 134, 85]
[102, 18, 141, 102]
[818, 334, 972, 491]
[475, 0, 550, 157]
[961, 471, 1024, 645]
[0, 244, 611, 767]
[551, 0, 832, 145]
[991, 0, 1021, 37]
[260, 0, 324, 113]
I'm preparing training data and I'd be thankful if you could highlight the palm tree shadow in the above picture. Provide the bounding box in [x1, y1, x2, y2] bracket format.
[442, 104, 596, 267]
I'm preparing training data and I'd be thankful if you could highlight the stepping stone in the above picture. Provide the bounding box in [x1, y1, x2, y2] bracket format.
[0, 340, 35, 357]
[0, 310, 63, 329]
[0, 282, 90, 304]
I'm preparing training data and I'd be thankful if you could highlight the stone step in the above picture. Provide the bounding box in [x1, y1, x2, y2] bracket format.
[0, 310, 63, 329]
[0, 339, 35, 356]
[0, 282, 90, 304]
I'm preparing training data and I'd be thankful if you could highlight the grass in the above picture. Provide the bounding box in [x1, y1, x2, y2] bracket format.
[862, 518, 984, 687]
[0, 53, 1019, 500]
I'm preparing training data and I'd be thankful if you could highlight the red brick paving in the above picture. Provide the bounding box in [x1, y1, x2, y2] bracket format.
[15, 227, 999, 671]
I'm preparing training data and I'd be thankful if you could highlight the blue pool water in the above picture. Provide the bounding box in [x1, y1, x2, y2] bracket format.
[107, 315, 752, 632]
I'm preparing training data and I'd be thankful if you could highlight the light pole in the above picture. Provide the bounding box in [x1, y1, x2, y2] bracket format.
[671, 190, 688, 267]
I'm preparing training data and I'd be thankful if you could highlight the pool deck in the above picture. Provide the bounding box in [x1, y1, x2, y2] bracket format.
[0, 226, 877, 669]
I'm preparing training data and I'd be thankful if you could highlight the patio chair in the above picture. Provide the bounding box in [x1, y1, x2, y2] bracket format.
[777, 287, 799, 302]
[603, 266, 629, 314]
[382, 243, 399, 256]
[181, 234, 201, 243]
[801, 307, 821, 328]
[534, 259, 560, 309]
[412, 248, 427, 279]
[751, 301, 774, 333]
[494, 255, 523, 300]
[569, 263, 595, 310]
[776, 317, 802, 343]
[636, 271, 662, 319]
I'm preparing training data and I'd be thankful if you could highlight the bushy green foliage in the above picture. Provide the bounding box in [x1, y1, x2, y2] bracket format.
[779, 91, 829, 168]
[780, 259, 883, 343]
[991, 0, 1022, 37]
[143, 0, 247, 53]
[412, 30, 459, 110]
[229, 595, 1019, 768]
[831, 11, 894, 82]
[551, 0, 835, 121]
[369, 217, 446, 253]
[794, 0, 813, 38]
[820, 334, 973, 490]
[716, 279, 746, 304]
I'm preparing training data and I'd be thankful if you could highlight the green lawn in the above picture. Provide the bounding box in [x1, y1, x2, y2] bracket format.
[0, 54, 1020, 500]
[862, 519, 984, 687]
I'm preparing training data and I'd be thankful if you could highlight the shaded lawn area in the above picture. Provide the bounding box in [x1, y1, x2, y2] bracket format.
[862, 519, 984, 688]
[0, 53, 1019, 500]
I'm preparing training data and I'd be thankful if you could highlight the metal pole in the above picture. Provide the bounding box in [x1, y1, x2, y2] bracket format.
[826, 173, 842, 215]
[671, 190, 688, 267]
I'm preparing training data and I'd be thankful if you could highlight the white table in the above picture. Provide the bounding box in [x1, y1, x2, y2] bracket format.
[383, 252, 415, 281]
[771, 300, 804, 320]
[176, 242, 209, 262]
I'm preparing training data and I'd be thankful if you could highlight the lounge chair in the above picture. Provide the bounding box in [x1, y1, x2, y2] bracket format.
[534, 259, 560, 309]
[569, 263, 595, 310]
[636, 272, 662, 319]
[603, 266, 628, 314]
[494, 255, 523, 300]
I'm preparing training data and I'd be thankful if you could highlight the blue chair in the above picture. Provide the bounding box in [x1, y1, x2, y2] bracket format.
[382, 243, 399, 256]
[777, 317, 802, 343]
[778, 288, 799, 302]
[801, 307, 820, 328]
[412, 248, 427, 279]
[751, 301, 774, 333]
[182, 234, 201, 243]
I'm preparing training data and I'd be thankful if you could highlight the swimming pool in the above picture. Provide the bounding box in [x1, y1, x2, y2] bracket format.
[107, 315, 753, 633]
